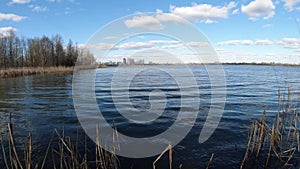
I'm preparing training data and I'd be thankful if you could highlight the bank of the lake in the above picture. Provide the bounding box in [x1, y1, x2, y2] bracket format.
[0, 66, 74, 79]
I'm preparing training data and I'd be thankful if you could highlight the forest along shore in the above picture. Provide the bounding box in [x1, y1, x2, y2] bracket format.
[0, 66, 74, 78]
[0, 33, 96, 79]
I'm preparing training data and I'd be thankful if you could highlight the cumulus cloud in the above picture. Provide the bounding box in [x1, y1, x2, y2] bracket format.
[283, 0, 300, 11]
[148, 40, 179, 45]
[218, 39, 276, 46]
[117, 42, 154, 50]
[103, 36, 118, 40]
[47, 0, 61, 2]
[116, 40, 180, 50]
[255, 39, 274, 45]
[218, 38, 300, 51]
[124, 2, 237, 30]
[170, 1, 236, 23]
[241, 0, 275, 20]
[124, 11, 186, 30]
[186, 41, 210, 47]
[0, 13, 26, 22]
[10, 0, 30, 4]
[162, 44, 183, 49]
[217, 40, 254, 45]
[232, 9, 239, 15]
[90, 43, 115, 50]
[124, 15, 164, 30]
[0, 27, 17, 37]
[28, 5, 48, 12]
[275, 38, 300, 49]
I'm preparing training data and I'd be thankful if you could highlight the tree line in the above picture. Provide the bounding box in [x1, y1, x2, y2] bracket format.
[0, 31, 95, 69]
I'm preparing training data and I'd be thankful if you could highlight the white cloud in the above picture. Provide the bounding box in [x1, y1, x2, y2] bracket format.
[47, 0, 61, 2]
[0, 13, 26, 22]
[0, 27, 17, 37]
[218, 38, 300, 52]
[116, 40, 180, 50]
[187, 41, 210, 47]
[283, 0, 300, 11]
[124, 11, 185, 30]
[91, 43, 114, 50]
[170, 1, 236, 23]
[255, 39, 274, 45]
[124, 15, 163, 30]
[218, 39, 276, 46]
[117, 42, 154, 50]
[162, 44, 183, 49]
[232, 9, 239, 15]
[217, 40, 254, 45]
[103, 36, 118, 40]
[10, 0, 30, 4]
[47, 0, 77, 3]
[28, 5, 48, 12]
[241, 0, 275, 20]
[204, 19, 214, 24]
[124, 2, 236, 30]
[275, 38, 300, 49]
[155, 9, 187, 23]
[148, 40, 179, 45]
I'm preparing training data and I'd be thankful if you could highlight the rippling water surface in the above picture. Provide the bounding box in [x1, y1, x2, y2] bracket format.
[0, 65, 299, 168]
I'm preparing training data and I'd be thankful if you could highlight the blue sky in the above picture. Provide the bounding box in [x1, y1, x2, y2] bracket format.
[1, 0, 300, 63]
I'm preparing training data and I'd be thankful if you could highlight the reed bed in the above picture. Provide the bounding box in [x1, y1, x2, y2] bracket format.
[0, 113, 119, 169]
[0, 67, 74, 79]
[0, 115, 216, 169]
[241, 88, 300, 169]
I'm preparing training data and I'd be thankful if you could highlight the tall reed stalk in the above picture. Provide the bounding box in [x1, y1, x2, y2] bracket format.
[241, 88, 300, 169]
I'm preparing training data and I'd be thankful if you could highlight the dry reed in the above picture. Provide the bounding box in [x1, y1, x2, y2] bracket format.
[241, 88, 300, 169]
[0, 67, 74, 79]
[0, 113, 119, 169]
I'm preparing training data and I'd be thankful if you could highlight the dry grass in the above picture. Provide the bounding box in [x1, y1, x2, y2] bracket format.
[241, 88, 300, 169]
[0, 113, 119, 169]
[0, 67, 74, 79]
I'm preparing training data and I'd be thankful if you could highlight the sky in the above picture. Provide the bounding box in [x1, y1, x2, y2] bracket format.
[0, 0, 300, 64]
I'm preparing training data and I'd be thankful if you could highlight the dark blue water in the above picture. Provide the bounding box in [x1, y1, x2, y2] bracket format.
[0, 65, 299, 168]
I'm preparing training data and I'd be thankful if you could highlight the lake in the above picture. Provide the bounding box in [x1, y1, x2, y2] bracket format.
[0, 65, 299, 169]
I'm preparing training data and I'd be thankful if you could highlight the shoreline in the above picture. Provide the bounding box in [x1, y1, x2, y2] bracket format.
[0, 66, 74, 79]
[106, 62, 300, 67]
[1, 63, 299, 79]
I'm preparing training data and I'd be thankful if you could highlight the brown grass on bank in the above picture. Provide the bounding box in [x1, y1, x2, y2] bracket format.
[0, 67, 74, 79]
[241, 88, 300, 169]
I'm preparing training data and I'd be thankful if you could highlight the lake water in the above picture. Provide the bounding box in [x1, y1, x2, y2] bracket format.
[0, 65, 299, 168]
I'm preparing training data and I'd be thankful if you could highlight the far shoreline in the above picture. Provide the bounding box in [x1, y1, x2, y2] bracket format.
[1, 62, 299, 79]
[104, 62, 300, 67]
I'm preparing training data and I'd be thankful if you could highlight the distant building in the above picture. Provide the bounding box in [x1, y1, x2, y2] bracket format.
[136, 59, 145, 65]
[127, 58, 134, 65]
[123, 58, 126, 64]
